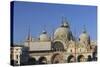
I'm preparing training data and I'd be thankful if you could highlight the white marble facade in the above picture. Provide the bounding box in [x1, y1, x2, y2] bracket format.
[11, 18, 97, 65]
[23, 18, 97, 64]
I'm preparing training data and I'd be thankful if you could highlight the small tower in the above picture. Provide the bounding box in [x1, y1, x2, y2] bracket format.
[25, 26, 33, 48]
[27, 27, 32, 42]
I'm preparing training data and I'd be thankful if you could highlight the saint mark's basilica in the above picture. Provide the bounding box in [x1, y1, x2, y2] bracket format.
[11, 18, 97, 66]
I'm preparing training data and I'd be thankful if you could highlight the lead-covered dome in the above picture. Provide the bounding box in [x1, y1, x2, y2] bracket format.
[54, 18, 73, 41]
[54, 26, 70, 40]
[39, 30, 50, 41]
[79, 32, 89, 41]
[79, 27, 90, 44]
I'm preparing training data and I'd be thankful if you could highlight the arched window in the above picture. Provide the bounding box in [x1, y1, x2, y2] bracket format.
[38, 57, 47, 64]
[70, 49, 72, 52]
[67, 55, 75, 63]
[77, 55, 85, 62]
[28, 57, 36, 65]
[52, 41, 64, 51]
[51, 53, 63, 64]
[80, 49, 81, 52]
[87, 55, 92, 61]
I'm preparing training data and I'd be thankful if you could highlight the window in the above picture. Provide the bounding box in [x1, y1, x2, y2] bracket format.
[79, 38, 80, 41]
[80, 49, 81, 52]
[16, 55, 19, 59]
[70, 49, 72, 52]
[52, 41, 64, 51]
[16, 61, 18, 63]
[16, 48, 18, 51]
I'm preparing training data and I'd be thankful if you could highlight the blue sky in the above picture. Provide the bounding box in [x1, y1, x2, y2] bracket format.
[13, 1, 97, 43]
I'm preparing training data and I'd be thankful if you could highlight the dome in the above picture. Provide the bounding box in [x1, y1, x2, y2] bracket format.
[54, 27, 70, 38]
[79, 33, 89, 41]
[54, 21, 72, 41]
[39, 30, 50, 41]
[79, 28, 90, 43]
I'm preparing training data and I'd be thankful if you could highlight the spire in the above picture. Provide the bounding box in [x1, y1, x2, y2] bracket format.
[27, 26, 32, 41]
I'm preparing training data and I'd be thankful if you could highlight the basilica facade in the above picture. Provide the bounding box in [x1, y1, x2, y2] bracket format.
[22, 18, 97, 65]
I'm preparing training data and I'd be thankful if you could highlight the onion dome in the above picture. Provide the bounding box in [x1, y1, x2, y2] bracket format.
[39, 30, 50, 41]
[54, 17, 73, 41]
[79, 26, 90, 44]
